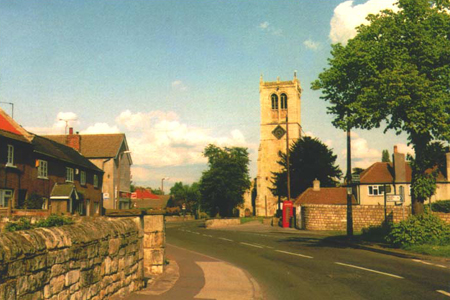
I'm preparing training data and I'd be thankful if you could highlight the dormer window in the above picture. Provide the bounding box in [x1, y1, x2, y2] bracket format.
[271, 94, 278, 110]
[6, 145, 14, 166]
[281, 94, 288, 109]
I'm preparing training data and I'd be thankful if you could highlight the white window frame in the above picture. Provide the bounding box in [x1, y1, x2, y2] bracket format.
[80, 171, 86, 186]
[0, 189, 13, 207]
[37, 160, 48, 179]
[368, 185, 385, 196]
[66, 167, 74, 182]
[94, 174, 99, 188]
[6, 144, 14, 166]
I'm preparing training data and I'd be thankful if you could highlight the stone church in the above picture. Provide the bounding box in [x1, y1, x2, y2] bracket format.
[242, 73, 302, 217]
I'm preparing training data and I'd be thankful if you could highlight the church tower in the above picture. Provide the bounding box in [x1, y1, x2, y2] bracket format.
[255, 73, 302, 216]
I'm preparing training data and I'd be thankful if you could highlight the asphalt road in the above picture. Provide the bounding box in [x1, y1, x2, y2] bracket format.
[166, 221, 450, 300]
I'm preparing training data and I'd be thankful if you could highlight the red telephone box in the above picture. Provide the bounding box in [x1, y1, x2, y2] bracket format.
[282, 201, 293, 228]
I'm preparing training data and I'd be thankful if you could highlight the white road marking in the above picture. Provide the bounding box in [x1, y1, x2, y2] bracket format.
[219, 237, 233, 242]
[275, 250, 313, 259]
[202, 234, 213, 237]
[335, 262, 403, 279]
[240, 242, 264, 248]
[192, 232, 200, 235]
[437, 290, 450, 297]
[412, 259, 448, 269]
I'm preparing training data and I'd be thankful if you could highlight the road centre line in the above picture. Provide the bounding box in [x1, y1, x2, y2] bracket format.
[335, 262, 403, 279]
[219, 237, 233, 242]
[202, 234, 213, 237]
[192, 232, 200, 235]
[437, 290, 450, 297]
[240, 242, 264, 248]
[275, 250, 313, 259]
[412, 259, 447, 269]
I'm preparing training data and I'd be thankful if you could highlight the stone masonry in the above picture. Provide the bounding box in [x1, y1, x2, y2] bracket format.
[143, 215, 165, 276]
[0, 216, 165, 300]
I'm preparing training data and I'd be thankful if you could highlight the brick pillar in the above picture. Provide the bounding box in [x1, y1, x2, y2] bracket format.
[143, 215, 165, 275]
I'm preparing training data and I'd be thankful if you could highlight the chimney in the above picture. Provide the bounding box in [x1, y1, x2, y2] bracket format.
[393, 145, 406, 183]
[66, 128, 81, 152]
[313, 179, 320, 191]
[446, 153, 450, 181]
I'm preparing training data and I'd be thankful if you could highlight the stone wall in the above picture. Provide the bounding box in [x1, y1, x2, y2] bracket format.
[143, 215, 165, 275]
[0, 217, 145, 300]
[205, 218, 240, 228]
[300, 205, 450, 231]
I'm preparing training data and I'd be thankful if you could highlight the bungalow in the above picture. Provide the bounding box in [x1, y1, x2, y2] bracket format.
[0, 108, 103, 216]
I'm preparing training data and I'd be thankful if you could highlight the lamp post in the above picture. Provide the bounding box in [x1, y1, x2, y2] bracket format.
[161, 177, 170, 194]
[346, 127, 353, 237]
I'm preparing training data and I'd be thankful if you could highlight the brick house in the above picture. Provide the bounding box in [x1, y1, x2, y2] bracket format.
[0, 108, 103, 216]
[44, 132, 132, 210]
[355, 146, 450, 206]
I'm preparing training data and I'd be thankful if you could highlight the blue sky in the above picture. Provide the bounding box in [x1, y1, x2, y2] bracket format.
[0, 0, 411, 189]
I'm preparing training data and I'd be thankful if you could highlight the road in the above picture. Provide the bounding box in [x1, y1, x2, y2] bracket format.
[166, 221, 450, 300]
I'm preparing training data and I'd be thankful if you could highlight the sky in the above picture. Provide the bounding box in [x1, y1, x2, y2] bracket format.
[0, 0, 414, 189]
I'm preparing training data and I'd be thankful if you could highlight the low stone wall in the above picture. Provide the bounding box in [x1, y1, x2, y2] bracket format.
[436, 212, 450, 224]
[0, 217, 145, 300]
[205, 218, 240, 228]
[300, 205, 412, 231]
[143, 215, 165, 275]
[165, 215, 196, 222]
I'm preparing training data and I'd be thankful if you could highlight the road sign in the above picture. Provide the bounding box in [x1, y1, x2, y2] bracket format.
[386, 194, 402, 202]
[352, 174, 360, 183]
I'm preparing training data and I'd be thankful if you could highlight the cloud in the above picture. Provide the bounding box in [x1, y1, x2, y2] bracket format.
[171, 80, 187, 91]
[304, 131, 333, 148]
[341, 132, 381, 168]
[25, 112, 79, 134]
[258, 21, 282, 36]
[330, 0, 397, 44]
[303, 39, 321, 50]
[116, 109, 251, 167]
[80, 123, 120, 134]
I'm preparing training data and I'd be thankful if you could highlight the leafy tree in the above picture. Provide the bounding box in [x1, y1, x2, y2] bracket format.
[271, 136, 342, 199]
[199, 144, 251, 217]
[312, 0, 450, 214]
[352, 167, 365, 175]
[149, 187, 164, 195]
[169, 181, 201, 213]
[382, 150, 391, 163]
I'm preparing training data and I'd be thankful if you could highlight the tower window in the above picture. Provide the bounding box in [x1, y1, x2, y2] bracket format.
[281, 94, 288, 109]
[271, 94, 278, 110]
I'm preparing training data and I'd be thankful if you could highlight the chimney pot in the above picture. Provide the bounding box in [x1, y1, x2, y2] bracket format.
[313, 179, 320, 191]
[394, 145, 398, 153]
[69, 127, 74, 135]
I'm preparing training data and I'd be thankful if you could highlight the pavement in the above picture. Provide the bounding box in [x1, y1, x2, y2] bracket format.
[122, 242, 263, 300]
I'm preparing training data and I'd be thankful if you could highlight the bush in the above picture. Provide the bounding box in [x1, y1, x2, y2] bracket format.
[361, 222, 392, 243]
[24, 193, 44, 209]
[385, 211, 450, 247]
[431, 200, 450, 213]
[4, 218, 33, 232]
[4, 215, 74, 232]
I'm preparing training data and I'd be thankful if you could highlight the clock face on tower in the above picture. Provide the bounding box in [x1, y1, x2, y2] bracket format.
[272, 125, 286, 140]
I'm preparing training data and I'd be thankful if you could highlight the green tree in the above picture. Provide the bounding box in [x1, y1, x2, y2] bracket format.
[271, 136, 342, 199]
[169, 181, 201, 213]
[352, 167, 365, 175]
[312, 0, 450, 214]
[199, 144, 251, 217]
[382, 150, 391, 163]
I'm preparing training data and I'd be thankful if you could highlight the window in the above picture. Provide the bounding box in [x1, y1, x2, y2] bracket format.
[0, 190, 13, 207]
[94, 174, 99, 188]
[271, 94, 278, 109]
[368, 185, 385, 196]
[80, 171, 86, 186]
[7, 145, 14, 166]
[280, 94, 288, 109]
[66, 167, 74, 182]
[37, 160, 48, 179]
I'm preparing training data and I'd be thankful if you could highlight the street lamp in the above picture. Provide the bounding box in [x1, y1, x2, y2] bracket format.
[161, 177, 170, 194]
[0, 102, 14, 119]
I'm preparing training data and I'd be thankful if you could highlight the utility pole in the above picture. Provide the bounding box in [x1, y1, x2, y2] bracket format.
[286, 107, 291, 203]
[346, 127, 353, 237]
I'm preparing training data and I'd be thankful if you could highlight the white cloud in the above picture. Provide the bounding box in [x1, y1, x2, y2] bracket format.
[330, 0, 397, 44]
[80, 123, 120, 134]
[396, 143, 414, 157]
[258, 21, 282, 36]
[303, 39, 321, 50]
[341, 132, 381, 168]
[116, 110, 250, 168]
[171, 80, 187, 91]
[25, 111, 79, 134]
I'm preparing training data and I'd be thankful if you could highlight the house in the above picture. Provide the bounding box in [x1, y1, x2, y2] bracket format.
[44, 131, 132, 210]
[355, 146, 450, 205]
[295, 179, 356, 206]
[130, 188, 169, 210]
[0, 108, 103, 216]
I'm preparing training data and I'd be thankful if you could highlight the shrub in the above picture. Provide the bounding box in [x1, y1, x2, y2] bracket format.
[385, 211, 450, 247]
[361, 222, 392, 243]
[35, 215, 73, 228]
[4, 218, 33, 232]
[24, 193, 44, 209]
[431, 200, 450, 213]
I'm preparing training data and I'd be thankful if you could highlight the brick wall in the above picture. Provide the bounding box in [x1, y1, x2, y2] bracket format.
[0, 216, 166, 299]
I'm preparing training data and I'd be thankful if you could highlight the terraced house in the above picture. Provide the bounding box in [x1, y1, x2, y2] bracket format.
[0, 108, 103, 216]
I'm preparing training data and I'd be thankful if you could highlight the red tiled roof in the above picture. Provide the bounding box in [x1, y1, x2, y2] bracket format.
[359, 162, 446, 183]
[295, 187, 356, 205]
[134, 188, 160, 200]
[0, 113, 21, 135]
